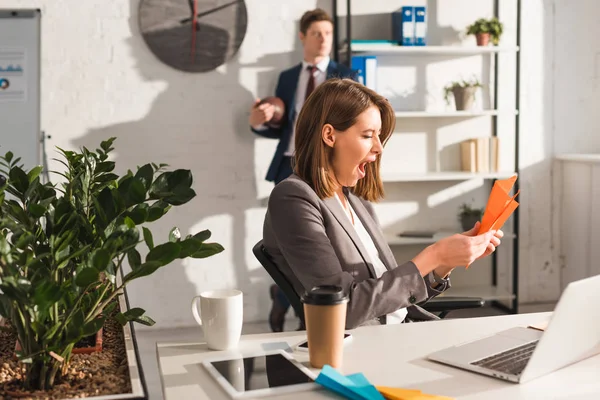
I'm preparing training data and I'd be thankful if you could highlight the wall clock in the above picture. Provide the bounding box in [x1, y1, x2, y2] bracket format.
[138, 0, 248, 73]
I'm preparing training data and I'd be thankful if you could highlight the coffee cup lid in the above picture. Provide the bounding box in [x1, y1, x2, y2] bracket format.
[301, 285, 348, 306]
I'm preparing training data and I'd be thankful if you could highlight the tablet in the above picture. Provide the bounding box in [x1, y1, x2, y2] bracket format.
[202, 349, 318, 398]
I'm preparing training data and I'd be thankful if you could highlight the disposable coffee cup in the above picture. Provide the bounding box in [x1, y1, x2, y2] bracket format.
[301, 285, 349, 368]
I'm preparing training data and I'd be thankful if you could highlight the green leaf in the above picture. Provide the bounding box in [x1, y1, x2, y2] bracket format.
[133, 315, 156, 326]
[146, 201, 171, 222]
[94, 161, 115, 174]
[9, 165, 29, 194]
[124, 260, 162, 282]
[90, 249, 110, 271]
[124, 216, 135, 228]
[169, 227, 181, 242]
[193, 229, 211, 242]
[5, 151, 13, 163]
[127, 203, 149, 225]
[127, 249, 141, 270]
[169, 169, 193, 190]
[146, 242, 180, 265]
[33, 281, 63, 313]
[126, 177, 147, 206]
[192, 242, 225, 259]
[135, 164, 154, 190]
[14, 232, 34, 249]
[164, 187, 196, 206]
[28, 203, 47, 218]
[82, 317, 105, 338]
[142, 227, 154, 249]
[75, 267, 100, 287]
[114, 308, 154, 326]
[97, 187, 117, 222]
[95, 172, 119, 183]
[27, 166, 43, 183]
[177, 238, 204, 258]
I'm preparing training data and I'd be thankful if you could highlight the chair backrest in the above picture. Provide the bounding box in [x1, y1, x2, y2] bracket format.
[252, 240, 305, 322]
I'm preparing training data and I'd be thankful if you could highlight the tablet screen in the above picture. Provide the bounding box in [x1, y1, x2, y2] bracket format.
[208, 352, 313, 393]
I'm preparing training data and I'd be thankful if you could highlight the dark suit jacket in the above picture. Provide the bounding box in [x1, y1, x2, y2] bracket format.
[263, 174, 450, 329]
[252, 60, 359, 182]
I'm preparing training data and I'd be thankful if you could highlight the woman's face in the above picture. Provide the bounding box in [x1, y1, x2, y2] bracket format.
[324, 105, 384, 188]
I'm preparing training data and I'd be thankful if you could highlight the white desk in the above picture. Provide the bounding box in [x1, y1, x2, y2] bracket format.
[157, 312, 600, 399]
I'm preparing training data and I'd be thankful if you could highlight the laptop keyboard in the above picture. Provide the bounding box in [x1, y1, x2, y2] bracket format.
[471, 340, 539, 376]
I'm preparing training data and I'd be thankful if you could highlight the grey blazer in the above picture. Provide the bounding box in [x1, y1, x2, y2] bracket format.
[263, 174, 451, 329]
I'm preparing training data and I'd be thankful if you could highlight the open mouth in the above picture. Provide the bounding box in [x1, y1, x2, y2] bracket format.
[358, 162, 367, 178]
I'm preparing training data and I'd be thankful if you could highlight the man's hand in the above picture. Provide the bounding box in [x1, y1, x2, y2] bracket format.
[249, 98, 275, 127]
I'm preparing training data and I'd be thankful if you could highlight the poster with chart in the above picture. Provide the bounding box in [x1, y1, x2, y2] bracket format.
[0, 47, 26, 102]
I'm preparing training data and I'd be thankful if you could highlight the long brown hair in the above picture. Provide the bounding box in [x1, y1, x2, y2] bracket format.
[293, 78, 395, 202]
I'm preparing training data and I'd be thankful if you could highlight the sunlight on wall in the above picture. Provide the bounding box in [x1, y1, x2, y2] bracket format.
[185, 214, 236, 292]
[427, 179, 486, 208]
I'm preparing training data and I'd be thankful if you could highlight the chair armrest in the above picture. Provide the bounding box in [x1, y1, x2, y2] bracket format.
[419, 296, 485, 312]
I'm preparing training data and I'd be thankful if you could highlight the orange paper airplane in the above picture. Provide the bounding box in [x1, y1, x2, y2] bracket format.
[477, 175, 520, 235]
[466, 175, 519, 269]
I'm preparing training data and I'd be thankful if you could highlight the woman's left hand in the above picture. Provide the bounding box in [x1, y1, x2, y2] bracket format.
[463, 221, 503, 259]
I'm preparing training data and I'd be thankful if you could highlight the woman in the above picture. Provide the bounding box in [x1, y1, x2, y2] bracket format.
[262, 78, 502, 329]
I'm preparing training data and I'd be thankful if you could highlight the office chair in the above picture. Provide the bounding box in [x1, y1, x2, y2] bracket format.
[252, 240, 485, 324]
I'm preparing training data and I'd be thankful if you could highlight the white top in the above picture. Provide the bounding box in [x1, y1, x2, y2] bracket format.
[335, 193, 408, 324]
[284, 56, 329, 156]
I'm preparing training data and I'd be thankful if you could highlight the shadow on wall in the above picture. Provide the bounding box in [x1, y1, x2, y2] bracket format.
[70, 0, 304, 328]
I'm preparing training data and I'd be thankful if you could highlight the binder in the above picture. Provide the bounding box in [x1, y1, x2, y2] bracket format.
[392, 7, 414, 46]
[414, 6, 427, 46]
[351, 56, 377, 90]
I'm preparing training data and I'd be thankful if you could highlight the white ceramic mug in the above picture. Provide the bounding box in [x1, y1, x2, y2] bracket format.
[191, 289, 243, 350]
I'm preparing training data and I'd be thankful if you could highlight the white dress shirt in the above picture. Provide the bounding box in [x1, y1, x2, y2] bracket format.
[285, 57, 329, 156]
[334, 194, 408, 324]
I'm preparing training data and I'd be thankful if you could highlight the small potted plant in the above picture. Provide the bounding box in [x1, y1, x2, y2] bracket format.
[466, 17, 504, 46]
[458, 203, 484, 231]
[443, 78, 482, 111]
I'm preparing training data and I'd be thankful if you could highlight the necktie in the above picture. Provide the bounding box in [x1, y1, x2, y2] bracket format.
[305, 65, 316, 102]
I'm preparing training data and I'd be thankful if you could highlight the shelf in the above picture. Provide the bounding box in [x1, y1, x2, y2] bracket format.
[394, 110, 519, 118]
[441, 285, 516, 302]
[381, 171, 517, 182]
[386, 231, 516, 246]
[346, 44, 520, 55]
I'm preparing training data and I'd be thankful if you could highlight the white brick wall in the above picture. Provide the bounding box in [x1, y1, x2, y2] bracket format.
[3, 0, 598, 327]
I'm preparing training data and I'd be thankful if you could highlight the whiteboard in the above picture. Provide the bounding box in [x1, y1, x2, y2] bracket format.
[0, 9, 40, 172]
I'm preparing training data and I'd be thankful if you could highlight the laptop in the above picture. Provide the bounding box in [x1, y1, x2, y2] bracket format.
[427, 274, 600, 383]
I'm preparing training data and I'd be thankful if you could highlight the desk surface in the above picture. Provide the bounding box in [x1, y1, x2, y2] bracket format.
[157, 312, 600, 399]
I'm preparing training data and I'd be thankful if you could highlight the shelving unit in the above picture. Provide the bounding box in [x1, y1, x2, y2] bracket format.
[334, 0, 522, 314]
[345, 43, 519, 55]
[386, 231, 516, 246]
[381, 171, 517, 183]
[394, 110, 518, 118]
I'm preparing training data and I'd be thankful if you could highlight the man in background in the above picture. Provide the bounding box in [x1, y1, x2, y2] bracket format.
[249, 8, 358, 332]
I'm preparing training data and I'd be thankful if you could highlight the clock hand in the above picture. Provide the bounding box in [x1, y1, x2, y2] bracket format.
[180, 0, 242, 24]
[190, 0, 198, 62]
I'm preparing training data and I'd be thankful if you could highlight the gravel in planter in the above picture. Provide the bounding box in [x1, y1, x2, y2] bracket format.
[0, 317, 131, 399]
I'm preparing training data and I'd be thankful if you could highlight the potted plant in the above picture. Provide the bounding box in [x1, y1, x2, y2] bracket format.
[0, 138, 224, 397]
[443, 78, 482, 111]
[458, 203, 484, 231]
[466, 17, 504, 46]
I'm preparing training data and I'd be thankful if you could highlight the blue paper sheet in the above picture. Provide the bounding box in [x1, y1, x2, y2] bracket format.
[315, 365, 385, 400]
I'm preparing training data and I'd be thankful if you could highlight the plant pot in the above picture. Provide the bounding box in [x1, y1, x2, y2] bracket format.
[452, 86, 477, 111]
[14, 329, 103, 360]
[461, 215, 481, 232]
[475, 32, 490, 46]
